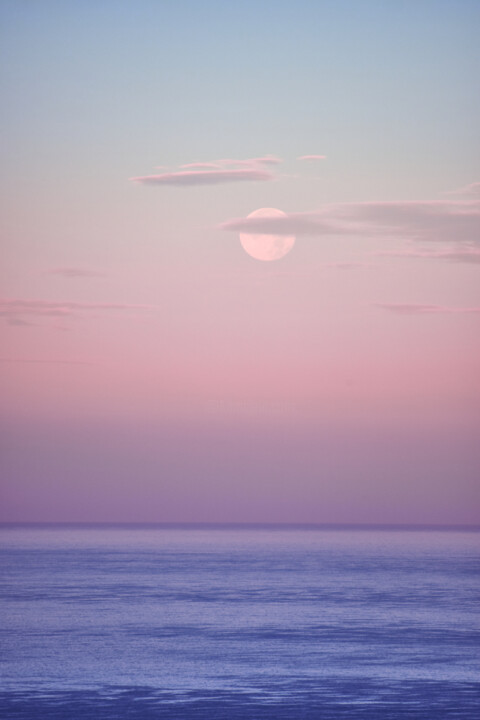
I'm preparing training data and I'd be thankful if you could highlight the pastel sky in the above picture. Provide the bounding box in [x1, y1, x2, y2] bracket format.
[1, 0, 479, 524]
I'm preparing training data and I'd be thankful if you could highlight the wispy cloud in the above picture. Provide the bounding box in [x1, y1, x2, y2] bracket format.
[132, 155, 282, 187]
[180, 162, 220, 170]
[131, 167, 275, 186]
[444, 181, 480, 197]
[232, 155, 282, 166]
[220, 194, 480, 245]
[376, 303, 480, 315]
[376, 247, 480, 264]
[297, 155, 326, 161]
[214, 156, 282, 167]
[0, 299, 156, 324]
[0, 357, 92, 365]
[43, 267, 107, 278]
[323, 261, 373, 269]
[5, 316, 36, 327]
[335, 199, 480, 244]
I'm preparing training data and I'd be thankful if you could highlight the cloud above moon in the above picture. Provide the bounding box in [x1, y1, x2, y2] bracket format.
[131, 156, 282, 187]
[131, 167, 275, 186]
[221, 212, 338, 236]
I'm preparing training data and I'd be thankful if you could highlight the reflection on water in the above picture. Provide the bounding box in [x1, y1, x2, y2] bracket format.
[1, 526, 479, 718]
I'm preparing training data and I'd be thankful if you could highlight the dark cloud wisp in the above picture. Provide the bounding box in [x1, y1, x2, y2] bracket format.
[0, 299, 157, 325]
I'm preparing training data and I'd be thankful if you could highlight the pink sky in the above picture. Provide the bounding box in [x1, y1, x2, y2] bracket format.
[1, 1, 479, 524]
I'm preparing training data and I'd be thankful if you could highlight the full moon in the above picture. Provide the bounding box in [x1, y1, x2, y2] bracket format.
[239, 207, 295, 261]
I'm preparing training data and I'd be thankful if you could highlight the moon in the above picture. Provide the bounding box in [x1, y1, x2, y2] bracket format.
[239, 207, 295, 261]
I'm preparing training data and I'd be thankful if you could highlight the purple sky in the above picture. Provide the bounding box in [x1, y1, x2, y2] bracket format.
[1, 1, 479, 523]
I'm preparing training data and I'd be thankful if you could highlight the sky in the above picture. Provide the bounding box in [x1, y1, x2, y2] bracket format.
[1, 0, 479, 524]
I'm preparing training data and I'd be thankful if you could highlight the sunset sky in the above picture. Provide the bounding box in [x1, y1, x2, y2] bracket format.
[1, 0, 479, 524]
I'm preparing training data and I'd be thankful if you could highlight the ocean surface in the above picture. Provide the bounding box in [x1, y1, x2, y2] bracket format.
[0, 525, 479, 719]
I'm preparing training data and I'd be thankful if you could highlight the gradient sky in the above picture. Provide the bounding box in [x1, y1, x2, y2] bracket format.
[1, 0, 479, 524]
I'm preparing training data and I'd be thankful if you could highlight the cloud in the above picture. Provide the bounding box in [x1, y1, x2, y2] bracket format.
[6, 317, 36, 326]
[444, 181, 480, 197]
[220, 193, 480, 245]
[220, 212, 339, 235]
[180, 162, 220, 170]
[43, 267, 106, 278]
[376, 247, 480, 264]
[334, 199, 480, 244]
[0, 357, 92, 365]
[131, 167, 275, 186]
[297, 155, 326, 161]
[0, 299, 156, 324]
[323, 261, 372, 269]
[376, 303, 480, 315]
[133, 155, 283, 186]
[216, 156, 282, 167]
[243, 156, 282, 166]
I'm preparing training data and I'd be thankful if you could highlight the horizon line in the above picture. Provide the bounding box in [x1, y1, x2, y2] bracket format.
[0, 521, 479, 532]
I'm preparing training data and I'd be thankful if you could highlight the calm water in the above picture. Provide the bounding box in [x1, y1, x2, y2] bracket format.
[0, 525, 479, 718]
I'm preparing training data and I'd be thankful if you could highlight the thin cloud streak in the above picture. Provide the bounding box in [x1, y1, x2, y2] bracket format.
[180, 162, 220, 170]
[0, 357, 93, 365]
[376, 303, 480, 315]
[0, 299, 157, 323]
[377, 248, 480, 264]
[43, 267, 107, 278]
[246, 155, 282, 166]
[217, 156, 282, 167]
[131, 168, 274, 186]
[6, 317, 35, 326]
[444, 181, 480, 197]
[323, 261, 373, 269]
[297, 155, 326, 161]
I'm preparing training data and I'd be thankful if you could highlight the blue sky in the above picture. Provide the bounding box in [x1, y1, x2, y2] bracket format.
[2, 0, 479, 198]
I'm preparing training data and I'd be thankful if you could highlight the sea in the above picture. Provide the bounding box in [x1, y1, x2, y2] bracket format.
[0, 524, 479, 719]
